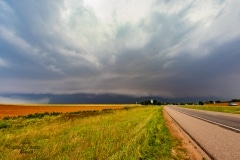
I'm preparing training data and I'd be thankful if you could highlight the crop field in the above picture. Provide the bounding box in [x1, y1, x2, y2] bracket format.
[0, 106, 185, 160]
[0, 104, 137, 119]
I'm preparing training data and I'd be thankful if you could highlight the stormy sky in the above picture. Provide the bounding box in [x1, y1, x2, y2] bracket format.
[0, 0, 240, 103]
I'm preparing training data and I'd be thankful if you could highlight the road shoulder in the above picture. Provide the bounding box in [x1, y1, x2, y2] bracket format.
[163, 108, 207, 160]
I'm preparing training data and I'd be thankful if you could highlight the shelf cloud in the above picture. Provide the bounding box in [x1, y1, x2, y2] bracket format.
[0, 0, 240, 100]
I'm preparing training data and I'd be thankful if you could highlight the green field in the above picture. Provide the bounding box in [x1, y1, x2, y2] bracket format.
[0, 106, 185, 160]
[179, 105, 240, 114]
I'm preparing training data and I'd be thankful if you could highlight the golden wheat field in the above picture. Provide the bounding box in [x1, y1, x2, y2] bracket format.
[0, 104, 137, 119]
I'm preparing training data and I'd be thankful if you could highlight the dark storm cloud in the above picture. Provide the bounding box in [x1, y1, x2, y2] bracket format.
[0, 0, 240, 102]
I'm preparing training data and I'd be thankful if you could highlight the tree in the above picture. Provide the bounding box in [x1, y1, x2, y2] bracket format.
[198, 101, 204, 105]
[153, 100, 157, 105]
[206, 100, 214, 104]
[215, 100, 221, 103]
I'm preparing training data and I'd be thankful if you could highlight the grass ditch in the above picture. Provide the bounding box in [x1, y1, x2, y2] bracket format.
[140, 109, 173, 159]
[0, 106, 185, 159]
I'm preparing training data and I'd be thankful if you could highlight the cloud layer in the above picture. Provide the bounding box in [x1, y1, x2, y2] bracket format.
[0, 0, 240, 99]
[0, 96, 49, 104]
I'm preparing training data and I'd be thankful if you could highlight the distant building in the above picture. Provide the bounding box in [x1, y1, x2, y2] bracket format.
[150, 99, 153, 104]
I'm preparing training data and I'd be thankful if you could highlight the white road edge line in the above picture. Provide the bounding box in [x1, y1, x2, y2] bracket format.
[173, 108, 240, 133]
[164, 107, 213, 160]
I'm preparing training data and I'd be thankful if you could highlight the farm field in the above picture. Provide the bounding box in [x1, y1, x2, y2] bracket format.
[0, 104, 137, 119]
[0, 106, 187, 160]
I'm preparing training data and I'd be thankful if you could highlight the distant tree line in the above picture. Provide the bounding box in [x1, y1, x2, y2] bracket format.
[140, 100, 162, 105]
[140, 98, 240, 106]
[199, 99, 240, 105]
[231, 99, 240, 102]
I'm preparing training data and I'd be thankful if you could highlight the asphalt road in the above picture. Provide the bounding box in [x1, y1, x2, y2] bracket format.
[165, 105, 240, 160]
[170, 106, 240, 132]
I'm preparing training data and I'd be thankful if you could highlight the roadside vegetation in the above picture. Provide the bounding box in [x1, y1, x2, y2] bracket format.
[180, 105, 240, 114]
[0, 106, 185, 160]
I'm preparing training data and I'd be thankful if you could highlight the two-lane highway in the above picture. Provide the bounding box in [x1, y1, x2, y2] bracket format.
[171, 106, 240, 132]
[165, 105, 240, 160]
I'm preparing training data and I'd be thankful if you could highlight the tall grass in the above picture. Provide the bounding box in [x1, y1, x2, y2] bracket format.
[0, 106, 178, 160]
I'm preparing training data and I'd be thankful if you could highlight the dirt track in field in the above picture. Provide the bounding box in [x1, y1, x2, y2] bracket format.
[0, 104, 133, 118]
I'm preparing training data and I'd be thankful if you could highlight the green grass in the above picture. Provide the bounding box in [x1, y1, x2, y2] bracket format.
[179, 105, 240, 114]
[0, 106, 183, 160]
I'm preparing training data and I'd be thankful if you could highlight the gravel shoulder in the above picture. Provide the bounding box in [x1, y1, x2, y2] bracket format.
[163, 109, 205, 160]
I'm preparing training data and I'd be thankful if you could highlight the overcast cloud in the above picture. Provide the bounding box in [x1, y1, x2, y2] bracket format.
[0, 0, 240, 100]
